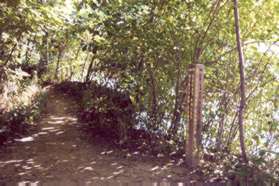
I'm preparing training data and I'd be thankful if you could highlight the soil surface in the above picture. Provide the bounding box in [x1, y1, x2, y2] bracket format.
[0, 88, 191, 185]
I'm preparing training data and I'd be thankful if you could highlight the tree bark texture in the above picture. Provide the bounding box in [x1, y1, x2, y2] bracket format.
[233, 0, 248, 162]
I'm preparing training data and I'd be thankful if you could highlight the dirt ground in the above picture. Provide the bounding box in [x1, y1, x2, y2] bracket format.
[0, 88, 193, 185]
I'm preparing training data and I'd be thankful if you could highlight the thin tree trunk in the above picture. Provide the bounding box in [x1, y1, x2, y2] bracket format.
[4, 43, 17, 66]
[216, 93, 228, 151]
[69, 65, 74, 80]
[24, 39, 31, 64]
[169, 70, 181, 135]
[54, 49, 63, 80]
[85, 55, 94, 82]
[169, 55, 182, 136]
[233, 0, 248, 163]
[38, 32, 48, 78]
[81, 48, 89, 80]
[216, 113, 225, 150]
[147, 65, 158, 130]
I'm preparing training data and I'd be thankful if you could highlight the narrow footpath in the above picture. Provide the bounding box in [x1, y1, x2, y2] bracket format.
[0, 88, 188, 185]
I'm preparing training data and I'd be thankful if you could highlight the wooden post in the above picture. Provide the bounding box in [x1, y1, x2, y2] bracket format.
[185, 64, 204, 167]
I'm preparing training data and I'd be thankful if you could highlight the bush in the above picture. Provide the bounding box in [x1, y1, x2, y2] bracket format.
[0, 68, 46, 145]
[80, 86, 135, 141]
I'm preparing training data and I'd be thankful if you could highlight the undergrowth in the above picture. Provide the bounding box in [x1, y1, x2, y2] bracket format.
[0, 68, 47, 146]
[54, 81, 279, 185]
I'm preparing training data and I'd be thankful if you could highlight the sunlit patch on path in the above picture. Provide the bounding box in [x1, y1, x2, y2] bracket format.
[0, 88, 188, 184]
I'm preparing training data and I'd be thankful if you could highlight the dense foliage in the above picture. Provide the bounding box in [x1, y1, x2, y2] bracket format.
[0, 68, 45, 145]
[0, 0, 278, 182]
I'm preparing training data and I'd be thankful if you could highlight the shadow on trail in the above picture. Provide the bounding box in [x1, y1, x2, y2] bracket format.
[0, 87, 194, 184]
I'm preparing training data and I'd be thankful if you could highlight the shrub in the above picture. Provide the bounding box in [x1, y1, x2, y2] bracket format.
[0, 68, 46, 145]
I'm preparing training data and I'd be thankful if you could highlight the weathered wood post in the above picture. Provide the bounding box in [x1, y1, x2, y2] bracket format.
[185, 64, 204, 167]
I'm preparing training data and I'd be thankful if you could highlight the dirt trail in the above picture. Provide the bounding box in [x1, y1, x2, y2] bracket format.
[0, 88, 188, 184]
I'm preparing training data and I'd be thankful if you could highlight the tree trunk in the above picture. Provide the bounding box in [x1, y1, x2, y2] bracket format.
[85, 56, 94, 82]
[216, 113, 225, 150]
[216, 93, 228, 151]
[169, 59, 182, 136]
[81, 49, 89, 80]
[4, 43, 17, 66]
[69, 65, 74, 80]
[54, 48, 63, 80]
[38, 32, 48, 78]
[147, 64, 158, 130]
[24, 39, 32, 64]
[233, 0, 248, 163]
